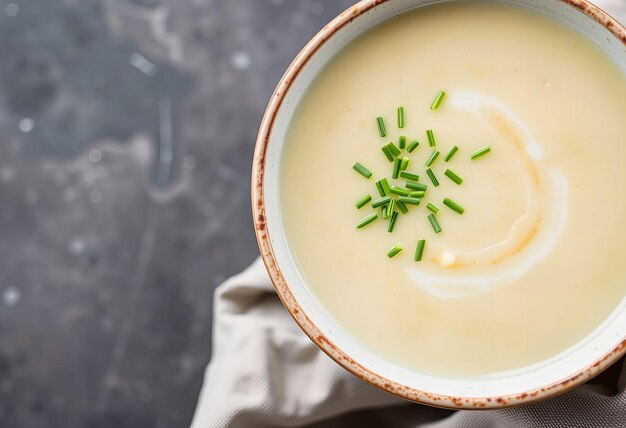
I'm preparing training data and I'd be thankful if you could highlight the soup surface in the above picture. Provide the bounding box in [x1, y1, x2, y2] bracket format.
[281, 1, 626, 377]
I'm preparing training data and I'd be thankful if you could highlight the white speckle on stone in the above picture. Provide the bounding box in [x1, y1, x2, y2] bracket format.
[88, 149, 102, 163]
[231, 51, 251, 71]
[89, 190, 102, 204]
[129, 52, 158, 76]
[0, 166, 15, 183]
[5, 3, 18, 18]
[2, 286, 21, 308]
[100, 317, 114, 332]
[62, 187, 78, 202]
[25, 189, 39, 206]
[18, 117, 34, 133]
[69, 238, 87, 255]
[311, 2, 325, 15]
[183, 156, 197, 170]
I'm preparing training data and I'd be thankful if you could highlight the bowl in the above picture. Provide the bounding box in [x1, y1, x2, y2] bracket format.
[251, 0, 626, 409]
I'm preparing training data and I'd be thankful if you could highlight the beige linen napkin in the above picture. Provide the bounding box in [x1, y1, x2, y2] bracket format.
[190, 258, 625, 428]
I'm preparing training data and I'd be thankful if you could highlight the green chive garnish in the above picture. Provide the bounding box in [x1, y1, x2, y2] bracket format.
[388, 198, 396, 215]
[397, 107, 405, 129]
[381, 205, 388, 219]
[372, 196, 391, 209]
[398, 196, 421, 206]
[381, 145, 394, 162]
[414, 239, 426, 262]
[426, 168, 439, 187]
[430, 91, 446, 111]
[406, 182, 427, 191]
[444, 145, 459, 162]
[428, 213, 442, 233]
[396, 200, 409, 214]
[400, 171, 420, 182]
[392, 158, 402, 179]
[375, 180, 385, 197]
[399, 135, 406, 149]
[426, 203, 439, 214]
[409, 191, 425, 198]
[355, 194, 372, 209]
[356, 213, 377, 229]
[400, 157, 409, 171]
[426, 129, 436, 147]
[387, 244, 403, 258]
[470, 145, 491, 160]
[388, 211, 398, 233]
[443, 198, 465, 215]
[379, 178, 391, 195]
[425, 150, 440, 167]
[444, 169, 463, 185]
[387, 142, 401, 157]
[390, 186, 410, 197]
[376, 117, 386, 137]
[352, 162, 372, 179]
[406, 140, 420, 153]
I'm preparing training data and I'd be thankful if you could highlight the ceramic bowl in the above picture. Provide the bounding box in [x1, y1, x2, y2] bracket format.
[251, 0, 626, 408]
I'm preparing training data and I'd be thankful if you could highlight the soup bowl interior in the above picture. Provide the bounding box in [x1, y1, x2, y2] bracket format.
[252, 0, 626, 408]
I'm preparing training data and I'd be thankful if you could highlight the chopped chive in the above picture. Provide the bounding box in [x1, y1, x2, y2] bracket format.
[430, 91, 446, 111]
[405, 181, 427, 191]
[400, 171, 420, 182]
[443, 197, 465, 215]
[409, 191, 425, 198]
[400, 156, 409, 171]
[390, 186, 410, 197]
[375, 180, 385, 197]
[428, 213, 442, 234]
[444, 145, 459, 162]
[426, 168, 439, 187]
[355, 194, 372, 209]
[352, 162, 372, 179]
[399, 135, 406, 149]
[381, 205, 388, 219]
[356, 213, 377, 229]
[379, 178, 392, 195]
[426, 203, 439, 214]
[387, 244, 403, 258]
[406, 140, 420, 153]
[381, 145, 394, 162]
[398, 196, 421, 206]
[371, 196, 391, 209]
[397, 107, 405, 129]
[392, 158, 402, 179]
[387, 211, 399, 233]
[388, 198, 396, 214]
[444, 169, 463, 185]
[470, 145, 491, 160]
[376, 117, 387, 137]
[396, 200, 409, 214]
[426, 129, 436, 147]
[414, 239, 426, 262]
[425, 150, 440, 167]
[387, 142, 401, 157]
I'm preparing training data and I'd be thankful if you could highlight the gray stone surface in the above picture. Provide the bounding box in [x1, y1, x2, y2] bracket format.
[0, 0, 354, 426]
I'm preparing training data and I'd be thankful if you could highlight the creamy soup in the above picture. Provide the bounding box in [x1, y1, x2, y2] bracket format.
[280, 1, 626, 377]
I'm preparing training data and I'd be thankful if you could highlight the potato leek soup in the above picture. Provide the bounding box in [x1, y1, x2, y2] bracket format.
[280, 2, 626, 377]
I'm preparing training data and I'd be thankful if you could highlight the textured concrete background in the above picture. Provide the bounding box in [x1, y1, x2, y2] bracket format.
[0, 1, 624, 427]
[0, 1, 355, 427]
